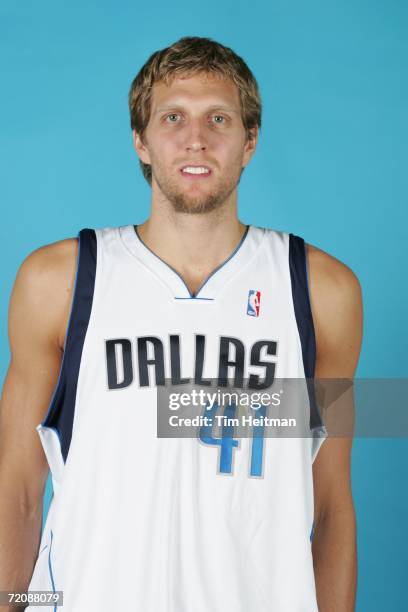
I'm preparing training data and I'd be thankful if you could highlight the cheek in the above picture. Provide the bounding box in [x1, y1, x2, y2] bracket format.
[148, 136, 175, 167]
[217, 130, 246, 156]
[224, 142, 247, 167]
[160, 133, 183, 158]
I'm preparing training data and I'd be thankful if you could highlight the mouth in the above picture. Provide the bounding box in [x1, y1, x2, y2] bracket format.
[179, 165, 213, 179]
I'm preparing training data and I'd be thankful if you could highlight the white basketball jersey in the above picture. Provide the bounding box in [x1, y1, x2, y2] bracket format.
[28, 223, 327, 611]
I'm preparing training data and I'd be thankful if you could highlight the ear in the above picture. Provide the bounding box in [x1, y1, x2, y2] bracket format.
[132, 129, 151, 165]
[242, 126, 259, 167]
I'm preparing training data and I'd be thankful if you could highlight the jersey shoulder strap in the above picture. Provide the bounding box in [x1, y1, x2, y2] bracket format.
[288, 233, 324, 430]
[41, 228, 97, 463]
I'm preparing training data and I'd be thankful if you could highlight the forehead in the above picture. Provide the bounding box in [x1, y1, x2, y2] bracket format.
[150, 72, 241, 111]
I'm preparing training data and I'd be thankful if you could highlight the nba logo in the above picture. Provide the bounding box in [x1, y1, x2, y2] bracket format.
[247, 290, 261, 317]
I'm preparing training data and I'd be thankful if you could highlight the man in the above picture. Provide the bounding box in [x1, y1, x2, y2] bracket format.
[0, 36, 362, 611]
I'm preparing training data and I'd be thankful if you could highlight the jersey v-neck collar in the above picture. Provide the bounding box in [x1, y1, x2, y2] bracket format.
[119, 223, 265, 300]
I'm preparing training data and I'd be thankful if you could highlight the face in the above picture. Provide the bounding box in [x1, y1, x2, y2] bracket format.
[133, 72, 258, 214]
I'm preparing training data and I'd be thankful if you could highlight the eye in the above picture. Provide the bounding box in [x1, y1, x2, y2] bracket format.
[212, 115, 226, 124]
[165, 113, 180, 123]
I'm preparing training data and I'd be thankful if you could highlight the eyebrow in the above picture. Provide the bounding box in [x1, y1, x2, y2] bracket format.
[154, 104, 239, 114]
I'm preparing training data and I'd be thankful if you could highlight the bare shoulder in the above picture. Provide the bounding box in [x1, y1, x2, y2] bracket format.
[17, 236, 78, 288]
[306, 242, 361, 295]
[10, 236, 78, 350]
[305, 242, 363, 377]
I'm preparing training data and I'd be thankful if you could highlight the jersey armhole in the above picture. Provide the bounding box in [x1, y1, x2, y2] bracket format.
[288, 233, 325, 434]
[41, 228, 97, 463]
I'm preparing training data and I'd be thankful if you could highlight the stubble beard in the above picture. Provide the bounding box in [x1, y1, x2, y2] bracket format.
[152, 164, 242, 215]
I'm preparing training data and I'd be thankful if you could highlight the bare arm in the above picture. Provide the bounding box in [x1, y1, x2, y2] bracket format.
[307, 243, 363, 612]
[0, 238, 77, 602]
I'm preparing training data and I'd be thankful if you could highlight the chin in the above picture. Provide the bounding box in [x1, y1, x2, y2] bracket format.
[169, 194, 223, 215]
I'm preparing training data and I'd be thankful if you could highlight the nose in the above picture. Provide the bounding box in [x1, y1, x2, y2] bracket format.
[184, 117, 207, 152]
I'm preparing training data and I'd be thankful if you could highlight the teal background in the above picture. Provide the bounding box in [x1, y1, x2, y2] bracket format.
[0, 1, 406, 609]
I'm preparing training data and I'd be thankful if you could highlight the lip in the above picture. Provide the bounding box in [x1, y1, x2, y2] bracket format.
[179, 165, 213, 179]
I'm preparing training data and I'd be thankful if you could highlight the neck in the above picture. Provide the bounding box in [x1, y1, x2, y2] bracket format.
[136, 198, 247, 297]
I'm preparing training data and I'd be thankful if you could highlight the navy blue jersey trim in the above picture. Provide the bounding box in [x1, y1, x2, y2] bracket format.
[41, 228, 97, 462]
[48, 530, 56, 607]
[134, 224, 249, 299]
[192, 225, 250, 297]
[174, 296, 214, 301]
[289, 234, 323, 430]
